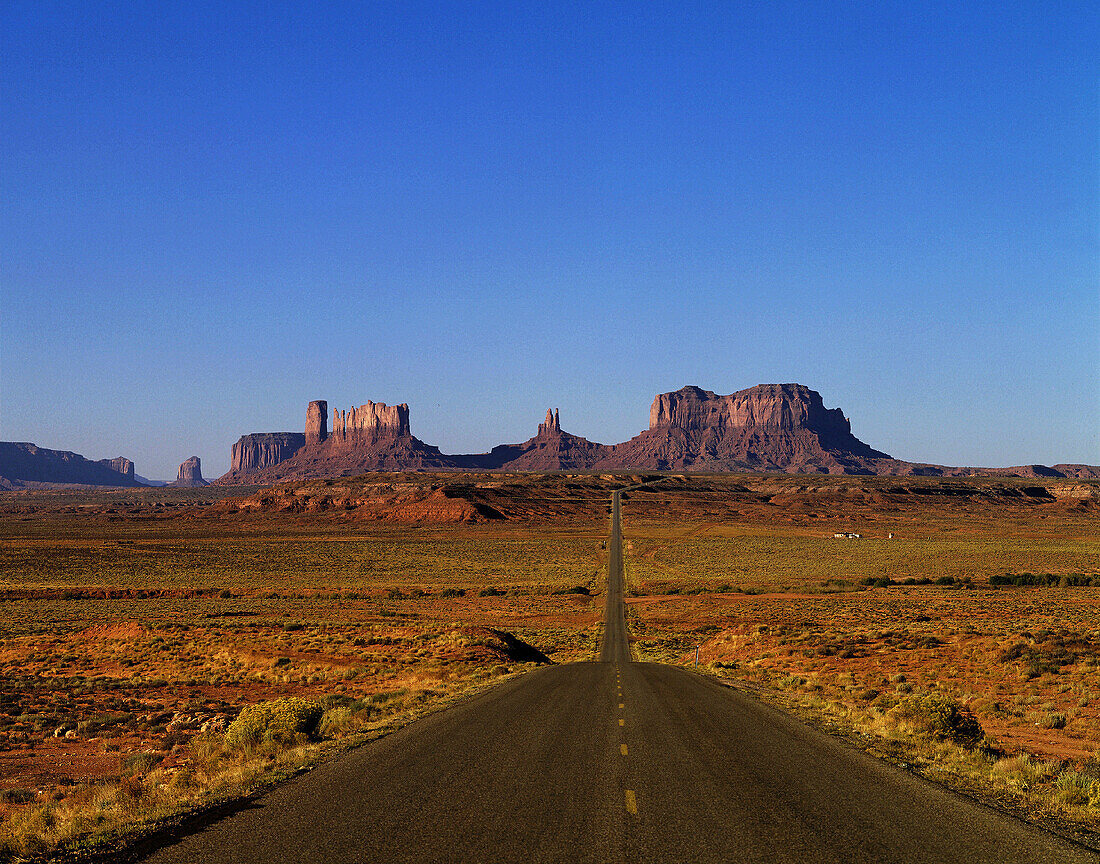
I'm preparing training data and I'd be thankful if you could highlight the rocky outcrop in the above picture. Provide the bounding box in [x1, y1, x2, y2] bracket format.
[0, 442, 144, 489]
[330, 401, 410, 443]
[217, 400, 449, 483]
[97, 457, 134, 479]
[596, 384, 891, 473]
[213, 388, 1099, 482]
[168, 456, 207, 487]
[228, 433, 306, 476]
[305, 401, 328, 446]
[538, 409, 560, 436]
[455, 409, 611, 471]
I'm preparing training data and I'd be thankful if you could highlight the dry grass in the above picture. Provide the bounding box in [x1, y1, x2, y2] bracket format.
[1, 472, 1097, 855]
[0, 478, 615, 860]
[620, 475, 1100, 838]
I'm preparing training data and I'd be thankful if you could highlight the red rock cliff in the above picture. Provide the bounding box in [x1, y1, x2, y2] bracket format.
[229, 433, 306, 474]
[330, 401, 410, 443]
[649, 384, 855, 439]
[305, 400, 328, 445]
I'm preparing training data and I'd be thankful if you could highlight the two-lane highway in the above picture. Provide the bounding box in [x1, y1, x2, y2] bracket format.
[599, 490, 631, 664]
[143, 492, 1096, 863]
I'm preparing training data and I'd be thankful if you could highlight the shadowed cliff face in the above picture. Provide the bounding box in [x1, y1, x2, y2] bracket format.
[0, 443, 143, 489]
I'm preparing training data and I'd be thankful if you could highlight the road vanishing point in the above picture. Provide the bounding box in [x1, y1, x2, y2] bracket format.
[143, 490, 1096, 863]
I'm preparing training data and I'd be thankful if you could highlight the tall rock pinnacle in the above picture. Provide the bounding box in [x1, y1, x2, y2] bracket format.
[538, 408, 561, 436]
[306, 400, 328, 445]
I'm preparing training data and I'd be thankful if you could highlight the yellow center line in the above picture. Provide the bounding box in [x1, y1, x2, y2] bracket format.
[619, 702, 624, 709]
[619, 718, 624, 726]
[625, 790, 638, 814]
[620, 743, 628, 756]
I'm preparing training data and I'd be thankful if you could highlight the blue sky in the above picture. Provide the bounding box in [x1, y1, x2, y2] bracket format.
[2, 1, 1097, 478]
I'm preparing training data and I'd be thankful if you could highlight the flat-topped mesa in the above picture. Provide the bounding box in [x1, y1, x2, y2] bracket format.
[96, 457, 134, 479]
[650, 383, 853, 438]
[537, 408, 560, 437]
[305, 400, 328, 445]
[230, 433, 306, 474]
[330, 400, 411, 444]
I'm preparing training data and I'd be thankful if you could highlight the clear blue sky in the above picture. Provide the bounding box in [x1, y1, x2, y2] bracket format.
[2, 1, 1097, 479]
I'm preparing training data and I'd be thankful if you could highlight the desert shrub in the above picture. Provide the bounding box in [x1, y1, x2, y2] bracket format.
[121, 752, 161, 775]
[886, 693, 984, 745]
[224, 697, 323, 751]
[318, 707, 355, 738]
[990, 572, 1100, 588]
[1055, 771, 1095, 807]
[161, 730, 190, 749]
[439, 588, 465, 598]
[117, 774, 144, 801]
[478, 587, 505, 597]
[1, 789, 36, 804]
[1040, 712, 1067, 729]
[551, 586, 591, 596]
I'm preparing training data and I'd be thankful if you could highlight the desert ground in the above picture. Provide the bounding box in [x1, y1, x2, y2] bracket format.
[0, 472, 1097, 858]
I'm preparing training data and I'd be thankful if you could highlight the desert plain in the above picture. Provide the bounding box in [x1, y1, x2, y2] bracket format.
[0, 472, 1098, 858]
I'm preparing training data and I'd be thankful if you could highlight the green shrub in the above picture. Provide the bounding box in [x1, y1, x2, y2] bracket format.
[1055, 771, 1094, 807]
[478, 587, 505, 597]
[121, 752, 162, 776]
[224, 697, 323, 751]
[886, 693, 984, 745]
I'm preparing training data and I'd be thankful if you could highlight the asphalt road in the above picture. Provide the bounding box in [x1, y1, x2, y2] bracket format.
[143, 490, 1096, 863]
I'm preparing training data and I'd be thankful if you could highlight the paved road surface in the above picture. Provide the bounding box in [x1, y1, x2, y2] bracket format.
[143, 490, 1096, 863]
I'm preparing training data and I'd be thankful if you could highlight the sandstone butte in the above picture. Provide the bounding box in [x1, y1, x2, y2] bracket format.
[212, 385, 1100, 484]
[166, 455, 208, 488]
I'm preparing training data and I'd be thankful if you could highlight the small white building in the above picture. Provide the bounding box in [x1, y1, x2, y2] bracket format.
[833, 532, 862, 539]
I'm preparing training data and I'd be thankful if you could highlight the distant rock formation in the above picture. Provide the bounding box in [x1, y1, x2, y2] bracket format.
[229, 433, 307, 477]
[330, 401, 411, 443]
[98, 457, 135, 479]
[455, 409, 611, 471]
[216, 400, 451, 483]
[538, 409, 560, 436]
[0, 442, 144, 489]
[305, 400, 328, 446]
[212, 386, 1100, 482]
[168, 456, 207, 487]
[599, 384, 891, 473]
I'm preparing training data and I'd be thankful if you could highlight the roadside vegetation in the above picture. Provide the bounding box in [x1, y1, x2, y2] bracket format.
[0, 482, 610, 860]
[1, 472, 1097, 856]
[620, 478, 1100, 842]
